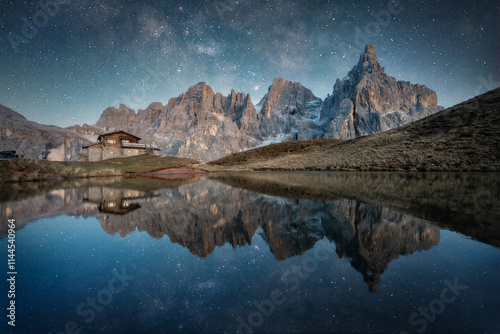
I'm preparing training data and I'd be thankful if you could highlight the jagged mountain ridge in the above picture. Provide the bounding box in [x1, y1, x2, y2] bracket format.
[67, 78, 325, 161]
[68, 43, 442, 161]
[69, 83, 262, 161]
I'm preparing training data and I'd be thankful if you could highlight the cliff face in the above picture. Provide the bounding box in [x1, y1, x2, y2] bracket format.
[320, 43, 443, 139]
[0, 104, 91, 161]
[165, 83, 260, 161]
[257, 78, 323, 141]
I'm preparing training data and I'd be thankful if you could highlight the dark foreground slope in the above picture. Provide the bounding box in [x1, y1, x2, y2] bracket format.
[207, 88, 500, 171]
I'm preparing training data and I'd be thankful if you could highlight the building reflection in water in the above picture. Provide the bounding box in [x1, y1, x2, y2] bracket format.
[84, 187, 160, 215]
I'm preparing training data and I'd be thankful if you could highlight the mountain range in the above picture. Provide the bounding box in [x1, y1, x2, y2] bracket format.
[1, 43, 443, 161]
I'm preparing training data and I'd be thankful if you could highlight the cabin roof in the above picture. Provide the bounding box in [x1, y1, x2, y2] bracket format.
[82, 142, 102, 148]
[98, 130, 141, 141]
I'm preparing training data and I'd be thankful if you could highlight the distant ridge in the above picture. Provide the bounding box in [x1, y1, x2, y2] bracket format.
[0, 104, 90, 160]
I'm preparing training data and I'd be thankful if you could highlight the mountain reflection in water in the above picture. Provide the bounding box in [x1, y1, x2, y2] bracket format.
[1, 172, 499, 333]
[6, 172, 498, 293]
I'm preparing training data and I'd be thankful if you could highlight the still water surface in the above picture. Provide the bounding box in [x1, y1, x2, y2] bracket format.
[0, 172, 499, 334]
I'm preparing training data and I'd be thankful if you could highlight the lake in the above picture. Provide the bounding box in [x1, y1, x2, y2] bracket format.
[1, 172, 499, 334]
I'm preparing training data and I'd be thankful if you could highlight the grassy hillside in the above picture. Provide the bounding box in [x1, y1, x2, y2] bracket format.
[0, 155, 199, 182]
[206, 139, 342, 168]
[207, 88, 500, 171]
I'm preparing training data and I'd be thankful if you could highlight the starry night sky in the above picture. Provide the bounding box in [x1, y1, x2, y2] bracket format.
[1, 0, 498, 127]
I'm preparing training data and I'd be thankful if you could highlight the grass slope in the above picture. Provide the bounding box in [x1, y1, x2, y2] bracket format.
[207, 88, 500, 171]
[0, 155, 198, 182]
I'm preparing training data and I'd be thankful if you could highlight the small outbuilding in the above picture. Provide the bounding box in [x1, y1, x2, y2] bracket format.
[0, 151, 17, 159]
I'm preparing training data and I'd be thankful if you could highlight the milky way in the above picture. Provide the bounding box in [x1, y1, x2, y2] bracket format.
[1, 0, 498, 127]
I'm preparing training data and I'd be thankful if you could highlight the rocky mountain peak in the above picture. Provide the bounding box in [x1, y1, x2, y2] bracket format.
[266, 77, 309, 96]
[255, 78, 322, 140]
[271, 77, 287, 86]
[355, 43, 384, 75]
[321, 43, 442, 140]
[95, 104, 136, 130]
[246, 94, 253, 106]
[144, 102, 165, 111]
[0, 104, 27, 122]
[186, 82, 212, 96]
[118, 103, 130, 110]
[258, 77, 319, 118]
[224, 89, 253, 121]
[365, 42, 375, 54]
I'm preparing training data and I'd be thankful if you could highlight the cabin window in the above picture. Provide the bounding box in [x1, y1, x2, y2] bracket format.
[127, 150, 132, 153]
[123, 140, 130, 143]
[107, 139, 116, 144]
[109, 151, 114, 155]
[107, 202, 115, 208]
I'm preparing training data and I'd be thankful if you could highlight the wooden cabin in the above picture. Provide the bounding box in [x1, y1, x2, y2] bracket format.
[83, 130, 160, 162]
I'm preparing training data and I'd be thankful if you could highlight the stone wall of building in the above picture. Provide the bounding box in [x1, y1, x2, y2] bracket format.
[88, 146, 102, 162]
[102, 146, 119, 160]
[122, 148, 146, 157]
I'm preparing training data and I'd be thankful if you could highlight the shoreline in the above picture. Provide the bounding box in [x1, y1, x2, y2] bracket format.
[2, 167, 499, 184]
